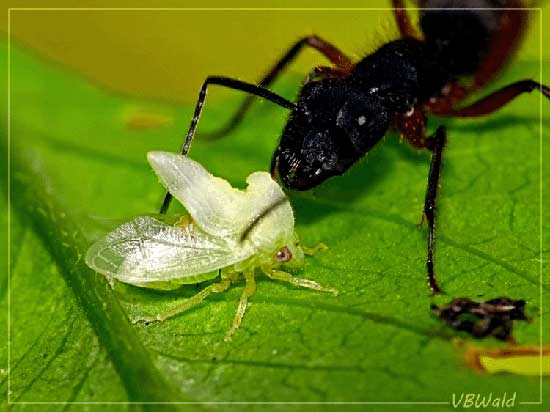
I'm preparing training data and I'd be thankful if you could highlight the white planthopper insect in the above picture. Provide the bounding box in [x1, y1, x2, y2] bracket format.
[85, 151, 337, 341]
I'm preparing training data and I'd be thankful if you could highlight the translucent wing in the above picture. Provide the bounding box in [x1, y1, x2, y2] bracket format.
[85, 216, 253, 286]
[86, 212, 184, 232]
[147, 151, 288, 240]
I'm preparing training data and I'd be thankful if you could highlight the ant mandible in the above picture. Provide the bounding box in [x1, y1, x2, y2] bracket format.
[159, 0, 549, 294]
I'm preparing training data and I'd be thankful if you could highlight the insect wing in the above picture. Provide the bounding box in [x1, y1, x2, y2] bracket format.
[147, 151, 287, 240]
[85, 216, 252, 285]
[238, 172, 295, 245]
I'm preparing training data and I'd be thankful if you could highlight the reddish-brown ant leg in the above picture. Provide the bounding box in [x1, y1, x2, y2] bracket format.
[301, 35, 353, 70]
[392, 0, 420, 38]
[472, 6, 527, 91]
[425, 83, 469, 115]
[428, 8, 527, 112]
[203, 35, 353, 139]
[394, 106, 429, 148]
[304, 66, 349, 84]
[443, 80, 550, 118]
[414, 80, 549, 293]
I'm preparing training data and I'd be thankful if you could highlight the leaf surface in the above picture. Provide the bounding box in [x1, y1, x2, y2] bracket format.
[1, 42, 548, 411]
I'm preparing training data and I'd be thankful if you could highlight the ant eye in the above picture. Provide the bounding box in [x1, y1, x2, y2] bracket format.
[357, 115, 367, 126]
[275, 246, 292, 262]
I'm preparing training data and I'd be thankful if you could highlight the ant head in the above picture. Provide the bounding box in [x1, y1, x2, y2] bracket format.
[274, 80, 389, 190]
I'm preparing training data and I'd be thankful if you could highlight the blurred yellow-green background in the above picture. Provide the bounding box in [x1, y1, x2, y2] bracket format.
[3, 0, 549, 104]
[2, 1, 550, 407]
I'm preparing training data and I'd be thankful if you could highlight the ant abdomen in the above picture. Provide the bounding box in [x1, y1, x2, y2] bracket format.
[419, 0, 510, 75]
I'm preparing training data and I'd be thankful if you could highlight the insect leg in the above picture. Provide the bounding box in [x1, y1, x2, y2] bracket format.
[224, 273, 257, 341]
[203, 35, 353, 140]
[265, 270, 338, 295]
[159, 76, 296, 214]
[396, 105, 448, 289]
[304, 66, 349, 84]
[440, 80, 550, 117]
[394, 105, 429, 148]
[424, 126, 447, 294]
[471, 8, 527, 91]
[301, 242, 328, 256]
[392, 0, 420, 38]
[134, 279, 232, 324]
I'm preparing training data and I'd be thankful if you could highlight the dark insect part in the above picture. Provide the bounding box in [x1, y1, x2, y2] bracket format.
[431, 297, 528, 341]
[239, 196, 289, 243]
[160, 0, 549, 294]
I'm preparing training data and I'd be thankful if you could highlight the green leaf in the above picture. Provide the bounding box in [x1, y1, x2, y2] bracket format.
[1, 41, 548, 411]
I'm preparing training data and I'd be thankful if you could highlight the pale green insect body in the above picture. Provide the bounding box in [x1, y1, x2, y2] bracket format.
[85, 151, 335, 340]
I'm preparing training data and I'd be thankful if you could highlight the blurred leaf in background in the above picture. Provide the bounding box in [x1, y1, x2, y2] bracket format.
[1, 3, 549, 412]
[1, 1, 546, 102]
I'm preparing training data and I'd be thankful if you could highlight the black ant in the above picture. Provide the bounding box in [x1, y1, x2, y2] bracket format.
[159, 0, 549, 294]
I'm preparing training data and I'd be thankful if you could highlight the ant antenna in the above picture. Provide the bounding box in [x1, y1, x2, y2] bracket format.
[239, 196, 289, 243]
[159, 76, 296, 215]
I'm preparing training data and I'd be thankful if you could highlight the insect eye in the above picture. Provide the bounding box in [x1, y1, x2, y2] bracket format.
[275, 246, 292, 262]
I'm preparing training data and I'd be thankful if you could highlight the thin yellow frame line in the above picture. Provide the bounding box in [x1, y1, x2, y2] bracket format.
[6, 6, 544, 406]
[6, 7, 541, 11]
[6, 7, 11, 407]
[10, 401, 452, 405]
[518, 7, 544, 404]
[539, 5, 544, 406]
